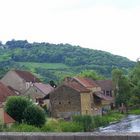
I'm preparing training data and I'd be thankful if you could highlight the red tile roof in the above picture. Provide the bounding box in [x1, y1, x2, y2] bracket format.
[4, 112, 15, 124]
[64, 81, 90, 93]
[14, 70, 40, 82]
[0, 82, 16, 103]
[73, 77, 98, 88]
[95, 80, 114, 91]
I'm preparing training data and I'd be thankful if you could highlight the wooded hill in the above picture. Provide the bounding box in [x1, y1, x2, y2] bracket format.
[0, 40, 136, 82]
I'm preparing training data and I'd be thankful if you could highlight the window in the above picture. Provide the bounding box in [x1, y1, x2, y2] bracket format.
[106, 91, 110, 96]
[59, 102, 61, 105]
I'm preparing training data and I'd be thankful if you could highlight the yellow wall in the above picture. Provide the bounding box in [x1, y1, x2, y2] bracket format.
[80, 93, 92, 115]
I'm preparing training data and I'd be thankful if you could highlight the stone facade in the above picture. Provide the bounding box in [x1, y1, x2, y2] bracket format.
[1, 71, 27, 94]
[50, 85, 81, 118]
[23, 85, 45, 102]
[1, 70, 39, 94]
[80, 93, 92, 115]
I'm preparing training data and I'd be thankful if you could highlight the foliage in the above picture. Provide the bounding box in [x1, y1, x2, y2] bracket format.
[41, 119, 61, 132]
[3, 111, 125, 132]
[78, 70, 105, 80]
[0, 40, 135, 82]
[73, 115, 93, 132]
[128, 109, 140, 115]
[59, 121, 83, 132]
[23, 105, 46, 127]
[93, 111, 124, 128]
[128, 61, 140, 105]
[112, 69, 131, 107]
[7, 124, 40, 132]
[5, 96, 32, 123]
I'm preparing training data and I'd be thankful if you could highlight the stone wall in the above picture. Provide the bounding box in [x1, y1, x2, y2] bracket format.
[1, 71, 26, 94]
[0, 132, 140, 140]
[80, 93, 92, 115]
[50, 85, 81, 118]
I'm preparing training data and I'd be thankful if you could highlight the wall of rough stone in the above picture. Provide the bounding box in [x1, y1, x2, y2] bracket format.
[0, 132, 140, 140]
[50, 85, 81, 118]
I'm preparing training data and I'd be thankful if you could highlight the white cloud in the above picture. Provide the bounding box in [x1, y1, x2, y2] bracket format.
[0, 0, 140, 61]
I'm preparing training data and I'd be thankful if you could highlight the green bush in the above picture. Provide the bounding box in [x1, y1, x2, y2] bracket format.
[41, 119, 61, 132]
[73, 115, 93, 132]
[5, 96, 32, 123]
[59, 121, 83, 132]
[23, 105, 46, 127]
[93, 116, 109, 128]
[7, 124, 40, 132]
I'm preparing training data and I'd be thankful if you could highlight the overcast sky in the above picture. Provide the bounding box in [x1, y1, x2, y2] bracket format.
[0, 0, 140, 61]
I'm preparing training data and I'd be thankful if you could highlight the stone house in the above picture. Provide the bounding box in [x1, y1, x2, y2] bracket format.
[0, 82, 16, 104]
[95, 80, 115, 110]
[50, 77, 114, 119]
[23, 82, 54, 108]
[1, 70, 40, 94]
[69, 78, 114, 111]
[50, 80, 92, 118]
[0, 105, 15, 127]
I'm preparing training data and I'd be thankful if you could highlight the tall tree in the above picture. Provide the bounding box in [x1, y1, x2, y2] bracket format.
[112, 69, 131, 107]
[129, 61, 140, 105]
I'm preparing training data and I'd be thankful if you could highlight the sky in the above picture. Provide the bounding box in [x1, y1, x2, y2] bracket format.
[0, 0, 140, 61]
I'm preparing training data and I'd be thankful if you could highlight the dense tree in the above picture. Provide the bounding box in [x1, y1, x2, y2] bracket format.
[5, 96, 32, 123]
[129, 61, 140, 105]
[23, 105, 46, 127]
[0, 40, 135, 82]
[112, 69, 131, 107]
[78, 70, 105, 80]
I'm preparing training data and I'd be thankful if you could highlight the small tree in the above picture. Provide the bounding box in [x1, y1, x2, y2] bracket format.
[78, 70, 104, 80]
[23, 105, 46, 127]
[5, 96, 32, 123]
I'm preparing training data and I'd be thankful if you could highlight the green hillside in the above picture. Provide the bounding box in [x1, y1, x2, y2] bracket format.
[0, 40, 136, 82]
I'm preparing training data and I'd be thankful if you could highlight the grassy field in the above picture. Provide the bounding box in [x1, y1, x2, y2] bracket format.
[17, 62, 69, 71]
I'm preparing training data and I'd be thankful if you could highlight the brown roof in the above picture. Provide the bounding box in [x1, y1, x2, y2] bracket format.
[94, 91, 114, 101]
[73, 77, 98, 88]
[95, 80, 114, 91]
[34, 83, 54, 95]
[4, 112, 15, 124]
[14, 70, 40, 82]
[0, 82, 16, 102]
[64, 81, 90, 93]
[7, 86, 21, 95]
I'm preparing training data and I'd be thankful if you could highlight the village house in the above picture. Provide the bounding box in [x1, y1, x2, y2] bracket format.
[50, 77, 115, 119]
[69, 77, 115, 111]
[0, 82, 16, 127]
[0, 105, 15, 127]
[1, 70, 40, 94]
[23, 82, 54, 108]
[95, 80, 115, 110]
[0, 82, 16, 104]
[50, 80, 92, 119]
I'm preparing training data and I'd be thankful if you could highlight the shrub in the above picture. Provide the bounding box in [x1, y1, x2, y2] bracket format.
[41, 119, 61, 132]
[23, 105, 46, 127]
[7, 124, 40, 132]
[59, 121, 83, 132]
[5, 96, 32, 123]
[93, 116, 109, 128]
[73, 115, 93, 132]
